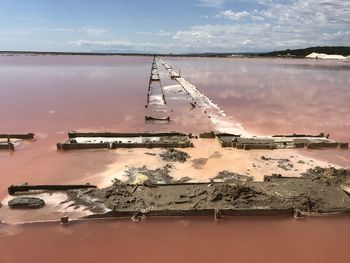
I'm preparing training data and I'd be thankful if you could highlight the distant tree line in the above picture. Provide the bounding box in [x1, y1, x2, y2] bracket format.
[0, 46, 349, 57]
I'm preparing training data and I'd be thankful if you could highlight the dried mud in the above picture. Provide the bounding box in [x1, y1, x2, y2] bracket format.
[62, 167, 350, 217]
[159, 148, 190, 163]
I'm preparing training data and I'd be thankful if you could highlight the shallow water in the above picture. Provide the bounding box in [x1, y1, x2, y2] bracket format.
[0, 55, 149, 198]
[0, 55, 216, 198]
[1, 216, 350, 263]
[0, 55, 349, 262]
[1, 56, 348, 198]
[166, 57, 350, 166]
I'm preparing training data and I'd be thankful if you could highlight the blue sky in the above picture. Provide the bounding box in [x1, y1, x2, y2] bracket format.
[0, 0, 349, 53]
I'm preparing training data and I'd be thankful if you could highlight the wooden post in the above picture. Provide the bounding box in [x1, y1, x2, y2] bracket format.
[61, 216, 69, 224]
[214, 209, 222, 220]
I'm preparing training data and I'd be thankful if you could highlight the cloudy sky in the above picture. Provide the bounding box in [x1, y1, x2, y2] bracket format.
[0, 0, 349, 53]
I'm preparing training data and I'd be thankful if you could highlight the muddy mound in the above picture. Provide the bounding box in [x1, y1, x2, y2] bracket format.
[304, 167, 350, 178]
[288, 194, 324, 212]
[176, 176, 192, 183]
[192, 158, 208, 169]
[70, 184, 139, 212]
[8, 197, 45, 209]
[261, 156, 294, 170]
[123, 164, 174, 184]
[302, 167, 350, 185]
[60, 166, 350, 217]
[212, 171, 253, 182]
[209, 184, 268, 204]
[159, 148, 190, 163]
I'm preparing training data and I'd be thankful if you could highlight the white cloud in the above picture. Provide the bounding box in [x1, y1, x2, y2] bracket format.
[80, 27, 110, 35]
[259, 0, 350, 26]
[68, 39, 169, 52]
[0, 26, 110, 35]
[199, 14, 210, 19]
[172, 0, 350, 52]
[172, 21, 350, 52]
[219, 10, 250, 20]
[173, 24, 273, 51]
[64, 0, 350, 52]
[51, 28, 75, 32]
[194, 0, 230, 8]
[136, 30, 172, 37]
[69, 39, 132, 48]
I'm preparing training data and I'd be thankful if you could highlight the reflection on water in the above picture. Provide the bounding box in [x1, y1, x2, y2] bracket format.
[0, 56, 149, 199]
[0, 55, 219, 199]
[1, 216, 350, 263]
[1, 55, 350, 262]
[166, 57, 350, 166]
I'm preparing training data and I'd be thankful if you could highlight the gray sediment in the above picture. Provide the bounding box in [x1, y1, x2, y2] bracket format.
[46, 167, 350, 218]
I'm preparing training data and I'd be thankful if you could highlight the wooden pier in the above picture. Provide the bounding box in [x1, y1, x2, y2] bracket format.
[145, 57, 170, 123]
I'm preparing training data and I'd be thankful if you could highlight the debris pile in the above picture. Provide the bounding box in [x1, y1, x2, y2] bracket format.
[302, 167, 350, 186]
[212, 171, 253, 182]
[159, 148, 190, 162]
[122, 165, 174, 184]
[261, 156, 294, 171]
[209, 184, 267, 205]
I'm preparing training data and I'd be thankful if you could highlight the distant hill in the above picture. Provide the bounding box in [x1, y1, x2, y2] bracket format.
[259, 46, 350, 57]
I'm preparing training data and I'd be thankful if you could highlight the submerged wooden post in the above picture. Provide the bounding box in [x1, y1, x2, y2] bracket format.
[61, 216, 69, 224]
[214, 209, 222, 220]
[294, 209, 304, 219]
[8, 142, 15, 151]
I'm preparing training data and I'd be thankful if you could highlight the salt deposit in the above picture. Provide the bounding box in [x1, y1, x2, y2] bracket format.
[159, 58, 250, 136]
[306, 52, 348, 60]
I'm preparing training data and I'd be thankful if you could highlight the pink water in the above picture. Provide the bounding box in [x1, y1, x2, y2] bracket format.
[166, 57, 350, 166]
[0, 55, 349, 262]
[0, 55, 217, 199]
[1, 216, 350, 263]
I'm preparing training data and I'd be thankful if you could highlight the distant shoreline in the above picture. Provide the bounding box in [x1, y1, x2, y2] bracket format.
[0, 46, 349, 58]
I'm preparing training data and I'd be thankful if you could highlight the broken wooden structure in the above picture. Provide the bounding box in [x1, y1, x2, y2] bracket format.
[217, 133, 348, 150]
[8, 184, 96, 195]
[0, 133, 35, 151]
[0, 142, 15, 151]
[0, 133, 34, 139]
[57, 132, 193, 150]
[159, 59, 181, 79]
[145, 57, 170, 123]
